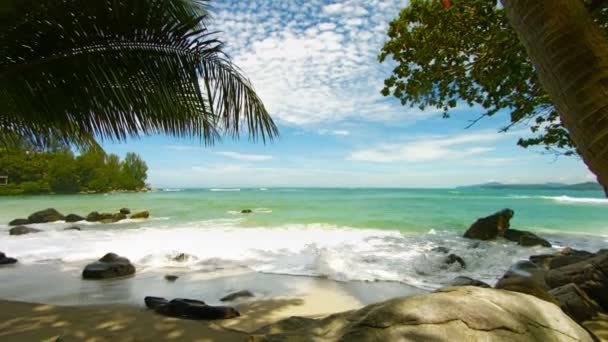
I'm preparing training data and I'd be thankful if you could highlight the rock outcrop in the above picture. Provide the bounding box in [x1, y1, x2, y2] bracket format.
[65, 213, 85, 223]
[130, 211, 149, 219]
[82, 253, 135, 279]
[221, 290, 255, 302]
[530, 248, 595, 270]
[450, 276, 491, 288]
[27, 208, 65, 224]
[144, 296, 240, 320]
[0, 252, 17, 265]
[463, 209, 513, 240]
[86, 211, 126, 223]
[549, 283, 601, 322]
[249, 286, 594, 341]
[546, 251, 608, 311]
[8, 218, 29, 226]
[119, 208, 131, 215]
[463, 209, 551, 247]
[9, 226, 42, 236]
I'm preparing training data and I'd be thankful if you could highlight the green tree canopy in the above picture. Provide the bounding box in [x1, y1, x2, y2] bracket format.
[379, 0, 608, 156]
[1, 0, 278, 149]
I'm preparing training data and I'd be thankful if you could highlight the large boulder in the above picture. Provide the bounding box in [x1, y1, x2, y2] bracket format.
[119, 208, 131, 215]
[27, 208, 65, 224]
[9, 226, 42, 236]
[86, 212, 126, 223]
[130, 211, 149, 219]
[463, 209, 513, 240]
[449, 276, 491, 288]
[65, 213, 85, 223]
[494, 261, 557, 304]
[546, 252, 608, 311]
[144, 296, 240, 320]
[220, 290, 255, 302]
[549, 283, 601, 322]
[8, 218, 29, 226]
[504, 229, 552, 248]
[530, 248, 595, 270]
[0, 252, 17, 265]
[249, 286, 594, 341]
[82, 253, 135, 279]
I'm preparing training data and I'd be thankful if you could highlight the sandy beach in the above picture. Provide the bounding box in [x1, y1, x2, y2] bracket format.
[0, 262, 426, 340]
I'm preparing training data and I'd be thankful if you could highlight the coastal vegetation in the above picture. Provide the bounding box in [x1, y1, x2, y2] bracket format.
[380, 0, 608, 192]
[0, 146, 148, 195]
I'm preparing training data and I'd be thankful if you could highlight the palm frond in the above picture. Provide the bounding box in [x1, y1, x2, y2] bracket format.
[0, 0, 278, 147]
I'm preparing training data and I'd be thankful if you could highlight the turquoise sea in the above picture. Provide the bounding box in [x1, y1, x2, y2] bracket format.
[1, 188, 607, 289]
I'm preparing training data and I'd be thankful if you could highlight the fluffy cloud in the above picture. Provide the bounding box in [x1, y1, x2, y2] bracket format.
[211, 0, 417, 126]
[215, 151, 274, 161]
[349, 131, 506, 162]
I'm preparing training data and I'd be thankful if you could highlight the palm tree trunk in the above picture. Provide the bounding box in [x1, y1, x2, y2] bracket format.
[502, 0, 608, 195]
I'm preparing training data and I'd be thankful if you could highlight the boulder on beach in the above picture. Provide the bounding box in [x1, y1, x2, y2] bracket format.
[164, 275, 179, 282]
[449, 276, 491, 288]
[249, 286, 594, 341]
[241, 209, 253, 214]
[463, 208, 513, 240]
[443, 254, 466, 269]
[86, 211, 126, 223]
[119, 208, 131, 215]
[549, 283, 601, 322]
[530, 248, 595, 270]
[220, 290, 255, 302]
[27, 208, 65, 224]
[130, 211, 149, 219]
[8, 218, 29, 226]
[144, 296, 240, 320]
[9, 225, 42, 236]
[82, 253, 135, 279]
[504, 229, 551, 248]
[494, 261, 557, 304]
[546, 251, 608, 311]
[65, 213, 85, 223]
[0, 252, 17, 265]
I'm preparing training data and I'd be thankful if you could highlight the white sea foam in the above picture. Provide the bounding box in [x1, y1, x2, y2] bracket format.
[162, 188, 183, 192]
[509, 194, 608, 204]
[209, 188, 241, 192]
[2, 220, 604, 290]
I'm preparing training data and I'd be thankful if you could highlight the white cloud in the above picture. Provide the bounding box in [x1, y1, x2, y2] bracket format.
[319, 129, 350, 136]
[211, 0, 415, 126]
[349, 131, 504, 163]
[215, 151, 274, 162]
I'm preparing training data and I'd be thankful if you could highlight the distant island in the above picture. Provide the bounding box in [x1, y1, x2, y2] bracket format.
[459, 181, 603, 191]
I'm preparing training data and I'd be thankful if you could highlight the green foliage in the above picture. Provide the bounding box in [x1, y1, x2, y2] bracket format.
[0, 146, 148, 195]
[0, 0, 278, 149]
[379, 0, 608, 156]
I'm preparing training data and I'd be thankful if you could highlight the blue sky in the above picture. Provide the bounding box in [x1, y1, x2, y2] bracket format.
[102, 0, 594, 188]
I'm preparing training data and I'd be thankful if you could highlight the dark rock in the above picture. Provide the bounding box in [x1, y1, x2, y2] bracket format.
[0, 252, 17, 265]
[8, 218, 29, 226]
[495, 276, 558, 305]
[150, 298, 240, 320]
[82, 253, 135, 279]
[549, 283, 601, 322]
[86, 211, 104, 222]
[503, 228, 552, 248]
[9, 226, 42, 236]
[27, 208, 65, 224]
[119, 208, 131, 215]
[165, 275, 179, 282]
[530, 248, 594, 270]
[220, 290, 255, 302]
[444, 254, 466, 269]
[519, 234, 552, 248]
[463, 209, 513, 240]
[431, 246, 449, 254]
[63, 226, 81, 231]
[241, 209, 252, 214]
[130, 211, 150, 219]
[145, 296, 169, 310]
[171, 253, 194, 262]
[546, 252, 608, 311]
[65, 214, 85, 223]
[100, 213, 127, 224]
[499, 260, 548, 286]
[449, 276, 491, 288]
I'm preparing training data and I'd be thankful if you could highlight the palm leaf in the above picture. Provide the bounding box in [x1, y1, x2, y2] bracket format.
[0, 0, 278, 147]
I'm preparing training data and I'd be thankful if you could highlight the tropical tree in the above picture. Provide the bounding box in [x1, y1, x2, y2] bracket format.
[1, 0, 278, 148]
[380, 0, 608, 192]
[379, 0, 608, 157]
[500, 0, 608, 193]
